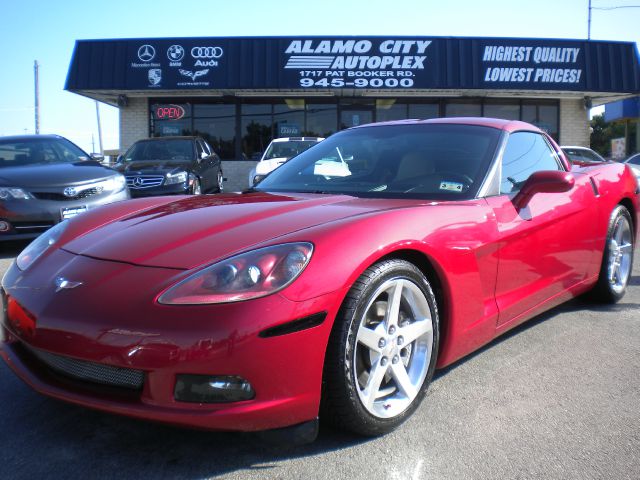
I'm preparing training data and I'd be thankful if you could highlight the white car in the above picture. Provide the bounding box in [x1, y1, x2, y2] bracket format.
[561, 146, 608, 164]
[248, 137, 324, 187]
[623, 153, 640, 182]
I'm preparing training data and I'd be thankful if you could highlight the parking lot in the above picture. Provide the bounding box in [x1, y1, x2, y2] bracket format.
[0, 239, 638, 479]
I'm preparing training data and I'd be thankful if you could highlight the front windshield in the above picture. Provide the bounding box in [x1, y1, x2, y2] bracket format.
[0, 138, 89, 168]
[263, 140, 320, 160]
[255, 124, 501, 200]
[626, 154, 640, 166]
[124, 139, 194, 162]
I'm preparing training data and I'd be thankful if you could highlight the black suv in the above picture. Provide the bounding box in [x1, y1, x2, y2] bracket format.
[115, 137, 223, 197]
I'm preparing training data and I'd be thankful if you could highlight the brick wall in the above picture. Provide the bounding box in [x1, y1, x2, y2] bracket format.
[559, 98, 590, 147]
[119, 97, 149, 151]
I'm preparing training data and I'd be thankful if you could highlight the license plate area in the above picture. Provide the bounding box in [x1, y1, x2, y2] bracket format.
[61, 206, 87, 220]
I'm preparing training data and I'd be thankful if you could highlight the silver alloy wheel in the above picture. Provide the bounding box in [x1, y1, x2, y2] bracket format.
[353, 277, 433, 419]
[217, 170, 224, 192]
[192, 178, 202, 195]
[608, 214, 633, 294]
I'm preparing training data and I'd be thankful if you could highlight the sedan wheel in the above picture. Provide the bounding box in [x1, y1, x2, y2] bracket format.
[216, 169, 224, 193]
[322, 259, 439, 436]
[191, 178, 202, 195]
[593, 205, 634, 302]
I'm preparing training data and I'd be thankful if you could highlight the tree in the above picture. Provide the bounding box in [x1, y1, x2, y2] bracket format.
[590, 113, 634, 157]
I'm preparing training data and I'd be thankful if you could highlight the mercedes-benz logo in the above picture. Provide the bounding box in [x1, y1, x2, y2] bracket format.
[133, 177, 144, 187]
[167, 45, 184, 61]
[138, 44, 156, 62]
[63, 187, 77, 197]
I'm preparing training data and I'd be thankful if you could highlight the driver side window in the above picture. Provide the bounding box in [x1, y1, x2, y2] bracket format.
[500, 132, 561, 194]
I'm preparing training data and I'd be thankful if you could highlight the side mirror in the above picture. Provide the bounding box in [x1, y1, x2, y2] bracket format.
[116, 155, 123, 164]
[513, 170, 575, 210]
[90, 153, 104, 162]
[200, 151, 208, 160]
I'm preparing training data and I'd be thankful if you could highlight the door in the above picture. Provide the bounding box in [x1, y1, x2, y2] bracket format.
[487, 131, 596, 327]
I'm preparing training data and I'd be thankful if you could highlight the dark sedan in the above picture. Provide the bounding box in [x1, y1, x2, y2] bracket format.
[115, 137, 223, 197]
[0, 135, 129, 241]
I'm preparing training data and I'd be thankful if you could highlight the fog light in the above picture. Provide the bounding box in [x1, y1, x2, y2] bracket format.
[174, 374, 255, 403]
[0, 221, 10, 233]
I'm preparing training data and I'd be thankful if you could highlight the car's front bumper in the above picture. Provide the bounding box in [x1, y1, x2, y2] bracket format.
[0, 251, 340, 432]
[128, 183, 191, 198]
[0, 189, 129, 241]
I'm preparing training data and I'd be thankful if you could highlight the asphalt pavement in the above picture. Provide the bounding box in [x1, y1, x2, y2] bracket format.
[0, 239, 638, 480]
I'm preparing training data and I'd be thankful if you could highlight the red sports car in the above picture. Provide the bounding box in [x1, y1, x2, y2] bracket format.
[1, 118, 637, 442]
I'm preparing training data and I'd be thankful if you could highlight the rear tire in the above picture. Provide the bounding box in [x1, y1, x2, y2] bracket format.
[321, 259, 439, 436]
[592, 205, 634, 303]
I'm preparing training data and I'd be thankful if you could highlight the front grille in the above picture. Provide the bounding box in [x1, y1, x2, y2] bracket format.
[32, 188, 101, 201]
[126, 175, 164, 189]
[26, 345, 145, 390]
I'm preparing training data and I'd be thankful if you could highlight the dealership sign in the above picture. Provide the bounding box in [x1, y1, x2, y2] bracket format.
[66, 36, 640, 94]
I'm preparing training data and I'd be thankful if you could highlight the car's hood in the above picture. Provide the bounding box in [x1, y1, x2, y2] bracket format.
[0, 162, 117, 188]
[255, 157, 289, 175]
[115, 160, 192, 174]
[62, 192, 411, 269]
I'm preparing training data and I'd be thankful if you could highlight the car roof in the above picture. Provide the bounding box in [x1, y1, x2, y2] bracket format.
[271, 137, 324, 142]
[351, 117, 542, 133]
[134, 136, 199, 142]
[0, 134, 67, 142]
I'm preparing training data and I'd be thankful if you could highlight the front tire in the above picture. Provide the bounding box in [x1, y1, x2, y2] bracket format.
[592, 205, 634, 303]
[321, 259, 439, 436]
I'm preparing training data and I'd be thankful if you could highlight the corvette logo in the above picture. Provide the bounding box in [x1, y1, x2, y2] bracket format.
[179, 69, 209, 81]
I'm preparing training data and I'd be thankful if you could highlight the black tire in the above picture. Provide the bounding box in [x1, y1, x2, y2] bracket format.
[321, 259, 439, 436]
[592, 205, 634, 303]
[191, 177, 202, 195]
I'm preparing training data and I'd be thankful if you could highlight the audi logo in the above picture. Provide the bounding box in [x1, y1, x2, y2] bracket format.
[191, 46, 223, 59]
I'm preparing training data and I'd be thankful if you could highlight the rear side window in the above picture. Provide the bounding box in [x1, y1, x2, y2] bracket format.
[500, 132, 561, 194]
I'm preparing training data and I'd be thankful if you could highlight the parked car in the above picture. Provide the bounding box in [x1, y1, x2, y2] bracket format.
[0, 134, 128, 241]
[249, 137, 324, 187]
[561, 146, 608, 165]
[2, 118, 638, 444]
[115, 136, 223, 197]
[623, 153, 640, 183]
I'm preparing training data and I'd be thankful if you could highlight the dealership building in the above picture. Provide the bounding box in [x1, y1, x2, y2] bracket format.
[66, 36, 640, 161]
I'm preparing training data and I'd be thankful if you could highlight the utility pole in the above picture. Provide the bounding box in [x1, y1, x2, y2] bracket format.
[34, 60, 40, 134]
[588, 0, 592, 40]
[95, 100, 103, 155]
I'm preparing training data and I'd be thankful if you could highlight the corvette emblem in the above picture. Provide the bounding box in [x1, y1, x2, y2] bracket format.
[179, 68, 209, 81]
[54, 277, 83, 292]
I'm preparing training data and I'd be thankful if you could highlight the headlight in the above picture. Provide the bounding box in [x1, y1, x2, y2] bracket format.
[0, 187, 32, 200]
[158, 242, 313, 305]
[165, 171, 188, 185]
[16, 221, 68, 270]
[97, 175, 126, 192]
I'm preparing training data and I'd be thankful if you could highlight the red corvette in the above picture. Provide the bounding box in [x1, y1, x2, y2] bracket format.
[1, 118, 637, 442]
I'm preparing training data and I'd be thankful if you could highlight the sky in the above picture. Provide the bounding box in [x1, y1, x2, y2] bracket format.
[0, 0, 639, 153]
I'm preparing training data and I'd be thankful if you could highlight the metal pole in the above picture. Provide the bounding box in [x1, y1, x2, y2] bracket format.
[34, 60, 40, 134]
[588, 0, 592, 40]
[95, 100, 103, 155]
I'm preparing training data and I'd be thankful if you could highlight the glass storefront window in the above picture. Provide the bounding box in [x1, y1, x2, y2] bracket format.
[193, 104, 236, 159]
[408, 103, 439, 120]
[274, 100, 305, 138]
[522, 101, 559, 140]
[241, 104, 273, 159]
[376, 99, 407, 122]
[305, 103, 337, 137]
[483, 101, 520, 120]
[445, 101, 482, 117]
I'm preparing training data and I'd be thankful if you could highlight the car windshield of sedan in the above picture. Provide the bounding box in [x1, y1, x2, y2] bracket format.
[255, 124, 501, 200]
[0, 138, 90, 168]
[124, 139, 195, 162]
[263, 140, 320, 160]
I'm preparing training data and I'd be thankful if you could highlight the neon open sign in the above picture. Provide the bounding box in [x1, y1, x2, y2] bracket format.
[154, 104, 186, 120]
